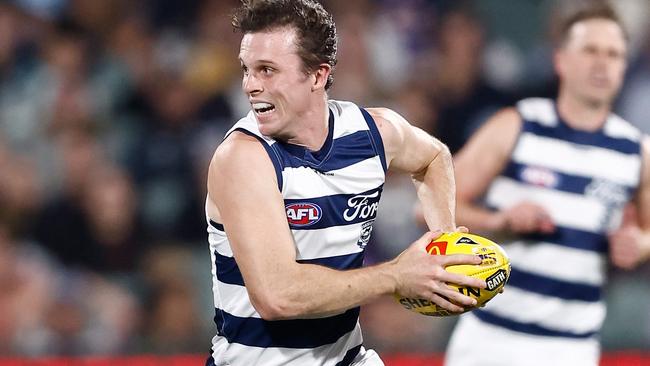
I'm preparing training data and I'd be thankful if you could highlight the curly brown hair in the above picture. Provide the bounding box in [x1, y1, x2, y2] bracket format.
[232, 0, 338, 90]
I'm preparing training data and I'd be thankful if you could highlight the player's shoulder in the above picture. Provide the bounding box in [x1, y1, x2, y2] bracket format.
[363, 107, 409, 152]
[604, 113, 643, 142]
[482, 106, 522, 133]
[213, 130, 266, 163]
[458, 106, 522, 161]
[364, 107, 408, 136]
[364, 107, 402, 124]
[209, 128, 271, 181]
[208, 128, 280, 194]
[515, 97, 556, 126]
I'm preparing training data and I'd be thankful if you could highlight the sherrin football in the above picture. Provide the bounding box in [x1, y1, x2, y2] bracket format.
[395, 232, 510, 316]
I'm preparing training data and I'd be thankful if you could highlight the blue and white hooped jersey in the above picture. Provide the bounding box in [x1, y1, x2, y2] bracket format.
[206, 100, 387, 366]
[473, 98, 643, 339]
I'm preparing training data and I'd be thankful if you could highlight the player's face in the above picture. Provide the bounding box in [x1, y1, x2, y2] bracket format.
[555, 18, 627, 107]
[239, 27, 315, 138]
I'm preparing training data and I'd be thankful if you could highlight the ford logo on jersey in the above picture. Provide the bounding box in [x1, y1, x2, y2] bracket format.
[343, 191, 380, 222]
[286, 203, 322, 227]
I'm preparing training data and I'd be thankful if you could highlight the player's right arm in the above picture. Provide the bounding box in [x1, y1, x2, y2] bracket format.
[608, 135, 650, 269]
[454, 108, 554, 234]
[207, 132, 484, 320]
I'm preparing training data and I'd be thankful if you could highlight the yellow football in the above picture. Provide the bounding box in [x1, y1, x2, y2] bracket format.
[395, 232, 510, 316]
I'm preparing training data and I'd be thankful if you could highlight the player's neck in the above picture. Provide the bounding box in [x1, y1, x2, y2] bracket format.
[556, 93, 610, 131]
[284, 98, 330, 151]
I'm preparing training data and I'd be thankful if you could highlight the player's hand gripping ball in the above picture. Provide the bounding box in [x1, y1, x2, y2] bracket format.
[396, 232, 511, 316]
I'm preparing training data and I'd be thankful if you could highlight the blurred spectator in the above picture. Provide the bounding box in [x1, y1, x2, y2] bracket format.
[0, 220, 141, 355]
[0, 146, 42, 238]
[127, 73, 214, 243]
[140, 245, 209, 353]
[429, 3, 512, 154]
[34, 127, 146, 274]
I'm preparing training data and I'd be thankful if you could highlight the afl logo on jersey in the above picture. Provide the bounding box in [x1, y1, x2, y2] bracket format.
[520, 166, 559, 188]
[286, 203, 322, 227]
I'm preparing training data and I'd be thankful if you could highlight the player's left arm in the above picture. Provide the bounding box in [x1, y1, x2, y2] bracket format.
[609, 135, 650, 269]
[367, 108, 456, 231]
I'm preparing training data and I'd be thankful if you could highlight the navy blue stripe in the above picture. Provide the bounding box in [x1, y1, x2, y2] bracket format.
[233, 128, 284, 190]
[209, 220, 224, 232]
[205, 355, 215, 366]
[206, 345, 361, 365]
[360, 107, 387, 173]
[285, 185, 382, 230]
[216, 251, 366, 286]
[481, 209, 609, 253]
[336, 344, 362, 366]
[215, 251, 245, 286]
[522, 120, 640, 155]
[473, 310, 598, 339]
[502, 161, 637, 197]
[508, 267, 601, 302]
[205, 344, 361, 366]
[214, 307, 360, 348]
[277, 130, 380, 171]
[520, 225, 608, 253]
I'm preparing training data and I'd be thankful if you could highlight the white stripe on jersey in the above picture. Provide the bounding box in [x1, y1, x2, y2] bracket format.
[604, 115, 642, 141]
[513, 133, 641, 186]
[212, 327, 363, 366]
[292, 225, 365, 260]
[486, 176, 606, 232]
[208, 228, 232, 256]
[214, 278, 353, 319]
[517, 98, 557, 127]
[209, 245, 223, 310]
[485, 287, 606, 334]
[215, 282, 258, 318]
[210, 224, 367, 260]
[331, 100, 371, 138]
[503, 241, 606, 286]
[282, 156, 385, 198]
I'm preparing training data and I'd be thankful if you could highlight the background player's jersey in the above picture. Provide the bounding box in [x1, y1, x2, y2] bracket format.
[472, 97, 642, 339]
[206, 100, 387, 366]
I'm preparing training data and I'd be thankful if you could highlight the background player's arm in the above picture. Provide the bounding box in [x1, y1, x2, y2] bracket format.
[453, 108, 554, 234]
[208, 132, 484, 320]
[608, 136, 650, 269]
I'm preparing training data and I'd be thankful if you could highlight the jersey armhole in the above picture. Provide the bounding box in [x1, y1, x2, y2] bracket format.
[359, 107, 388, 173]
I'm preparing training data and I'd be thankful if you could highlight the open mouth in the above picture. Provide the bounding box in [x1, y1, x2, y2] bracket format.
[253, 102, 276, 115]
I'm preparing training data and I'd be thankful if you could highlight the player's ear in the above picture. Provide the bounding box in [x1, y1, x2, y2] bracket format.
[311, 63, 331, 92]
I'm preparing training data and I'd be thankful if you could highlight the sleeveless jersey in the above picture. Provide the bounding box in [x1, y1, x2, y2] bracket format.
[206, 100, 387, 366]
[472, 97, 643, 339]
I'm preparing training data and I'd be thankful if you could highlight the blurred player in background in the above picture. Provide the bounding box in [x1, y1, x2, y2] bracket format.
[204, 0, 485, 365]
[445, 3, 650, 366]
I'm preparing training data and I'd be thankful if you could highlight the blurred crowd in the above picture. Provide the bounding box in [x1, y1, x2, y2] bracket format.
[0, 0, 649, 357]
